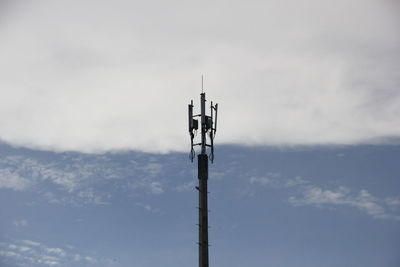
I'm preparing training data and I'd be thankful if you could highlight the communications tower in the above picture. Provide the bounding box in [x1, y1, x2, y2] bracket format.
[188, 80, 218, 267]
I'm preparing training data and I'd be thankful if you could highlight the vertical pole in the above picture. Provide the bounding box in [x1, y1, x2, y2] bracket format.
[198, 154, 209, 267]
[200, 93, 206, 154]
[198, 92, 209, 267]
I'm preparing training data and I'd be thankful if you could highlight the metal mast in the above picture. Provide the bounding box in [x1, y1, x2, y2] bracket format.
[188, 83, 218, 267]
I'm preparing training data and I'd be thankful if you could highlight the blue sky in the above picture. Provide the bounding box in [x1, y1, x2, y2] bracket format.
[1, 0, 399, 266]
[1, 143, 399, 267]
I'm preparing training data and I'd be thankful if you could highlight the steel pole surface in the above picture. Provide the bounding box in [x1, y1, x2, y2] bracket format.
[198, 154, 209, 267]
[198, 92, 209, 267]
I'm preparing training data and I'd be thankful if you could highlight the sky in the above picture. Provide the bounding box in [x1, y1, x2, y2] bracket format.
[1, 144, 400, 267]
[0, 0, 400, 266]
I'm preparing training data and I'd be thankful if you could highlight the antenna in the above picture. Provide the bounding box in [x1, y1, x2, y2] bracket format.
[209, 101, 218, 162]
[188, 100, 198, 162]
[201, 75, 204, 94]
[188, 84, 219, 267]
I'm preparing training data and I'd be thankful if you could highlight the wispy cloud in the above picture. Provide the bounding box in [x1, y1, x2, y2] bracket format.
[13, 219, 28, 227]
[285, 176, 308, 187]
[0, 169, 32, 191]
[249, 176, 271, 186]
[135, 202, 163, 215]
[22, 240, 40, 247]
[84, 256, 96, 264]
[77, 188, 109, 205]
[128, 177, 165, 195]
[175, 181, 195, 192]
[246, 172, 400, 221]
[18, 246, 32, 252]
[149, 181, 164, 194]
[45, 247, 66, 257]
[289, 185, 400, 220]
[385, 196, 400, 209]
[0, 250, 21, 258]
[0, 239, 98, 267]
[0, 152, 168, 205]
[249, 172, 281, 186]
[38, 255, 60, 266]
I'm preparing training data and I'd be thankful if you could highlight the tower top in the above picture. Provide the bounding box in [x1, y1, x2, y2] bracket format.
[188, 85, 218, 162]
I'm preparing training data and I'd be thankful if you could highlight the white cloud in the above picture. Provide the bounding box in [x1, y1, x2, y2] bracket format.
[245, 173, 399, 220]
[289, 185, 400, 220]
[0, 153, 170, 206]
[0, 250, 21, 258]
[18, 246, 31, 252]
[85, 256, 96, 264]
[0, 0, 399, 153]
[149, 181, 164, 194]
[0, 156, 84, 193]
[385, 196, 400, 208]
[39, 255, 61, 266]
[46, 247, 66, 257]
[245, 173, 400, 221]
[0, 169, 32, 191]
[289, 186, 351, 206]
[7, 243, 32, 252]
[249, 176, 271, 186]
[130, 177, 165, 195]
[65, 244, 75, 250]
[248, 172, 283, 187]
[73, 254, 81, 261]
[78, 188, 108, 205]
[8, 244, 17, 249]
[143, 163, 162, 177]
[22, 240, 41, 247]
[43, 260, 60, 266]
[175, 181, 195, 192]
[285, 176, 308, 187]
[0, 239, 101, 267]
[13, 219, 28, 227]
[135, 202, 163, 215]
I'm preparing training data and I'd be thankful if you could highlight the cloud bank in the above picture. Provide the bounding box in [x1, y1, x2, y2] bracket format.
[0, 0, 399, 153]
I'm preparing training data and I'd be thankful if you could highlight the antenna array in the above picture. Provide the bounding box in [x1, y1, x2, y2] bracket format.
[188, 93, 218, 162]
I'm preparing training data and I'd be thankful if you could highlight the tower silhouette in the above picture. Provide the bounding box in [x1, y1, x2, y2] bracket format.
[188, 83, 218, 267]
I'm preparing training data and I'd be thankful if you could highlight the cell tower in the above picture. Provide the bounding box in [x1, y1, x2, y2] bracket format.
[188, 77, 218, 267]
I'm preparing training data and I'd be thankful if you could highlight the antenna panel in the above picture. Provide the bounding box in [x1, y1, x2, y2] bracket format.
[188, 101, 193, 132]
[214, 103, 218, 133]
